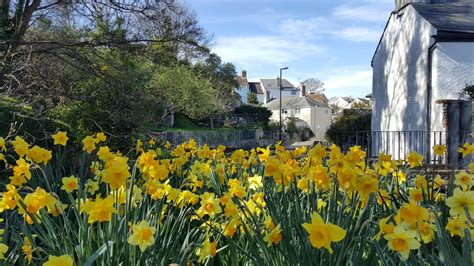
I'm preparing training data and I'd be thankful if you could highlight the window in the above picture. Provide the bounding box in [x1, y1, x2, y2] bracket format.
[282, 109, 287, 114]
[295, 108, 301, 114]
[291, 90, 297, 95]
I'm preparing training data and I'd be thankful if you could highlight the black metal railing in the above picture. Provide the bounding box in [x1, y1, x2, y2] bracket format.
[350, 131, 472, 166]
[150, 129, 276, 148]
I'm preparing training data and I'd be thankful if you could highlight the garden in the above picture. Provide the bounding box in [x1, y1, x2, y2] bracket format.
[0, 132, 472, 265]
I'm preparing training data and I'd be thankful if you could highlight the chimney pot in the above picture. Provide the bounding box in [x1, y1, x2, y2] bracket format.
[242, 70, 247, 78]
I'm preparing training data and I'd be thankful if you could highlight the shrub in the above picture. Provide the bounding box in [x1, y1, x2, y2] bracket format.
[233, 104, 272, 128]
[326, 113, 371, 146]
[0, 96, 67, 144]
[247, 92, 259, 105]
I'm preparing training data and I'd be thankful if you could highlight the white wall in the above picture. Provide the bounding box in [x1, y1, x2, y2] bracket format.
[268, 106, 332, 141]
[330, 98, 351, 109]
[235, 86, 249, 104]
[431, 42, 474, 131]
[372, 5, 436, 132]
[310, 107, 332, 141]
[269, 108, 309, 125]
[265, 88, 299, 103]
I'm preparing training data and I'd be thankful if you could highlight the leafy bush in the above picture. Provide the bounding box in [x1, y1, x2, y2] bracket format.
[0, 96, 67, 143]
[326, 113, 371, 146]
[286, 121, 314, 142]
[459, 84, 474, 100]
[233, 104, 272, 128]
[247, 92, 259, 105]
[49, 53, 161, 150]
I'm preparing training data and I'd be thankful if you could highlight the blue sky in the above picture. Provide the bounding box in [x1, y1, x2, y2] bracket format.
[186, 0, 394, 98]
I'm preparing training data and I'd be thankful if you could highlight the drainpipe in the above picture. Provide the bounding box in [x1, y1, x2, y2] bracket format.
[426, 37, 438, 164]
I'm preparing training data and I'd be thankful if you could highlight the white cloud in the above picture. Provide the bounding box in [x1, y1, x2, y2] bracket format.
[337, 27, 381, 42]
[213, 35, 324, 67]
[324, 69, 372, 97]
[275, 17, 381, 42]
[277, 17, 329, 38]
[332, 4, 392, 22]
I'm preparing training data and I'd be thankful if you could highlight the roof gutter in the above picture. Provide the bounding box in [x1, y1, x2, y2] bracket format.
[435, 31, 474, 42]
[426, 38, 438, 162]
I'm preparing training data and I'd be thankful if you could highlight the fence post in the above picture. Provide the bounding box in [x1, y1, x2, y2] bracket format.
[446, 102, 461, 168]
[460, 101, 473, 167]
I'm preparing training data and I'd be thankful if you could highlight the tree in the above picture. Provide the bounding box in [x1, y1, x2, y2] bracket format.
[193, 53, 238, 114]
[352, 101, 371, 109]
[459, 84, 474, 100]
[0, 1, 207, 100]
[330, 104, 341, 114]
[302, 78, 325, 93]
[147, 65, 215, 123]
[53, 51, 158, 149]
[0, 1, 205, 60]
[247, 92, 259, 105]
[0, 1, 241, 150]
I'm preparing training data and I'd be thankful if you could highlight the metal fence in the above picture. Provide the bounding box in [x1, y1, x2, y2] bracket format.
[150, 129, 276, 148]
[347, 131, 472, 166]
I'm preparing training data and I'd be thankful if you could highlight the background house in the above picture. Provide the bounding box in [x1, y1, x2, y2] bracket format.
[329, 97, 355, 110]
[260, 78, 299, 104]
[234, 70, 249, 104]
[371, 0, 473, 162]
[329, 96, 371, 120]
[248, 81, 265, 104]
[264, 95, 332, 141]
[305, 91, 329, 104]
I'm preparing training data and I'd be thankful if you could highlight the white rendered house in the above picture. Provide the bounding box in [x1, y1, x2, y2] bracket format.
[371, 0, 473, 161]
[234, 70, 249, 104]
[260, 78, 300, 104]
[264, 96, 332, 141]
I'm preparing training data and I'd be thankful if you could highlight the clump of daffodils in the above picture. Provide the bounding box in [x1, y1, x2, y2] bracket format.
[0, 133, 472, 264]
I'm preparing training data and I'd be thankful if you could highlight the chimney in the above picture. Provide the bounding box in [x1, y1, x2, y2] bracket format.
[395, 0, 429, 10]
[301, 84, 306, 97]
[241, 70, 247, 78]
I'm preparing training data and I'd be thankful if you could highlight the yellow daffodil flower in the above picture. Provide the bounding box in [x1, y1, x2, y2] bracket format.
[43, 254, 74, 266]
[384, 225, 420, 260]
[52, 131, 68, 146]
[263, 224, 282, 247]
[61, 176, 79, 193]
[196, 237, 216, 263]
[445, 188, 474, 218]
[128, 220, 156, 252]
[406, 151, 423, 168]
[433, 144, 446, 156]
[302, 212, 346, 253]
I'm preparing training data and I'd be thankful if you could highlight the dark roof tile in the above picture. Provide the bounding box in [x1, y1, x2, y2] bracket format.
[264, 96, 329, 110]
[412, 2, 474, 34]
[260, 78, 296, 90]
[248, 82, 264, 94]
